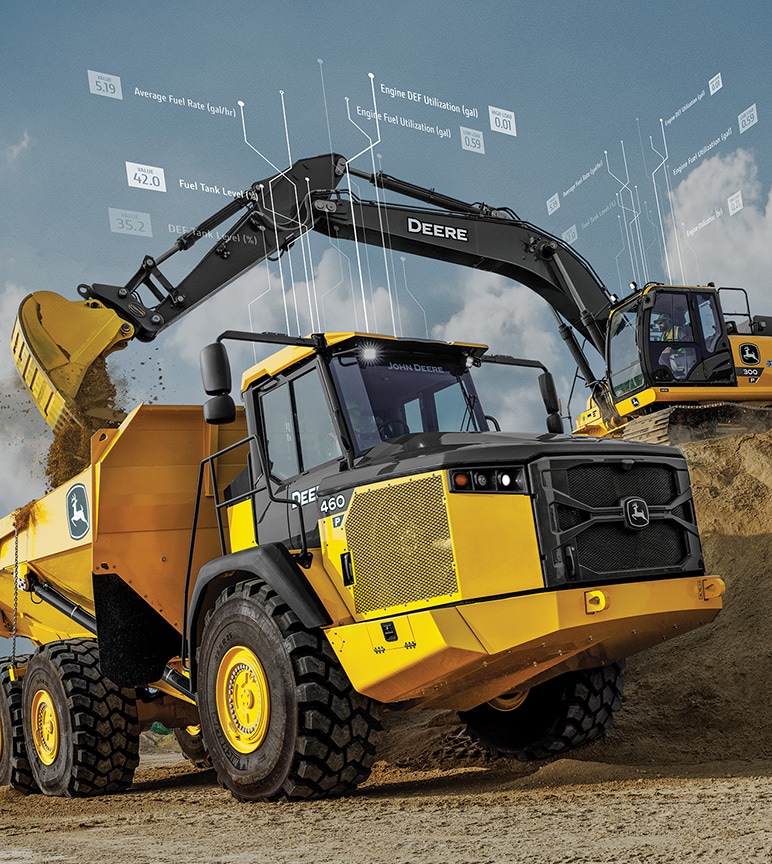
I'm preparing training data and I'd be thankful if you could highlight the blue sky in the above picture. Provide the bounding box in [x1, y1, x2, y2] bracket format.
[1, 0, 770, 525]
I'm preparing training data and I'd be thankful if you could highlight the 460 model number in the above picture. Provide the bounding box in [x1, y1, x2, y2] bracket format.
[320, 493, 347, 514]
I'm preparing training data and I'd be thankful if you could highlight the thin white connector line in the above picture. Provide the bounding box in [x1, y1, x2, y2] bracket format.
[649, 129, 672, 283]
[318, 59, 335, 156]
[400, 256, 428, 338]
[346, 73, 381, 163]
[606, 142, 642, 288]
[658, 120, 686, 283]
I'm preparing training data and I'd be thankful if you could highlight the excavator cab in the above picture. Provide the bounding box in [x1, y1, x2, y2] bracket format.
[578, 284, 769, 441]
[606, 285, 735, 405]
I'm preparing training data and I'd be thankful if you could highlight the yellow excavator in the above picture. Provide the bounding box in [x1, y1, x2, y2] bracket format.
[11, 153, 772, 446]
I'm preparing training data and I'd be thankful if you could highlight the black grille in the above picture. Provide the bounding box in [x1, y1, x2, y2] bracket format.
[565, 463, 677, 507]
[575, 522, 687, 572]
[531, 454, 703, 587]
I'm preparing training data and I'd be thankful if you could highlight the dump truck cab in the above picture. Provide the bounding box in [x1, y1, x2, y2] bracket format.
[228, 333, 491, 545]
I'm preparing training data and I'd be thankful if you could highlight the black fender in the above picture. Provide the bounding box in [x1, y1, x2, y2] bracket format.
[93, 573, 181, 688]
[186, 543, 331, 687]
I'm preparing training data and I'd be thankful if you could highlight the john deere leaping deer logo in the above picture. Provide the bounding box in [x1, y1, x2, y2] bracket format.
[739, 343, 761, 366]
[622, 496, 650, 531]
[67, 483, 90, 541]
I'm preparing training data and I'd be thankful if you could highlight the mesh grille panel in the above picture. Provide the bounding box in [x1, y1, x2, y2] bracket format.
[345, 474, 457, 614]
[575, 523, 687, 573]
[566, 463, 677, 507]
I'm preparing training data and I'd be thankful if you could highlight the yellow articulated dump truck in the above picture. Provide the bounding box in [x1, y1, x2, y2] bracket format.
[0, 154, 724, 802]
[1, 330, 724, 801]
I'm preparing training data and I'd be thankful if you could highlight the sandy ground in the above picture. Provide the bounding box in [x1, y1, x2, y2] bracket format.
[3, 431, 772, 863]
[1, 741, 770, 864]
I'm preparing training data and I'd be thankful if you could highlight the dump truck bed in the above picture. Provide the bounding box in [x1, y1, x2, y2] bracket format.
[0, 404, 246, 649]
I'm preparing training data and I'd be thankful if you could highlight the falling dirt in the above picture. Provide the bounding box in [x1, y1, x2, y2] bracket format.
[44, 357, 126, 489]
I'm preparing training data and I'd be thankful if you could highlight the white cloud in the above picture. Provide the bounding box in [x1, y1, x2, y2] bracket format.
[430, 269, 560, 356]
[667, 149, 772, 308]
[3, 131, 30, 165]
[431, 269, 573, 432]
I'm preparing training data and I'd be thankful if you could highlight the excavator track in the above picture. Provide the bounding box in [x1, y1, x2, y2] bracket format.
[621, 403, 772, 446]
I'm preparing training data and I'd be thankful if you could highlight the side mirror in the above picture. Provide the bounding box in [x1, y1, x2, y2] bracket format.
[200, 342, 232, 395]
[200, 342, 235, 425]
[546, 413, 564, 434]
[203, 393, 236, 425]
[538, 371, 564, 434]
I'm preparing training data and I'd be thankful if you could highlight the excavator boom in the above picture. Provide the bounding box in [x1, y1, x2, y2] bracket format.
[15, 151, 629, 439]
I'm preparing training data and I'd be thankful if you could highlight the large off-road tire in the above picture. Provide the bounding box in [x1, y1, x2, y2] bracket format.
[458, 662, 625, 761]
[198, 580, 381, 801]
[21, 639, 140, 797]
[173, 725, 212, 769]
[0, 666, 11, 786]
[0, 657, 38, 793]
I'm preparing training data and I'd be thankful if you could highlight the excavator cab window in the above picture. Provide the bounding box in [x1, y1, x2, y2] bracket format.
[608, 304, 644, 399]
[644, 290, 733, 386]
[328, 344, 487, 456]
[648, 293, 697, 382]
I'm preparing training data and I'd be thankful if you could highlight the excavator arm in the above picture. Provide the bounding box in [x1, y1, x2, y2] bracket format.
[13, 154, 348, 431]
[79, 153, 349, 343]
[13, 152, 616, 433]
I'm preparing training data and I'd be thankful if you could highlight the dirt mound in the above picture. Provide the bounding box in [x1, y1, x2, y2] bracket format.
[598, 431, 772, 764]
[378, 431, 772, 769]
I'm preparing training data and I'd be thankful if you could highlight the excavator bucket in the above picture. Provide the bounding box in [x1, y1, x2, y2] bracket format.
[11, 292, 134, 432]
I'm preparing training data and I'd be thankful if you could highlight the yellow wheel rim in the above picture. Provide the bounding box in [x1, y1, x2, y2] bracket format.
[488, 688, 530, 712]
[31, 688, 60, 765]
[216, 646, 270, 754]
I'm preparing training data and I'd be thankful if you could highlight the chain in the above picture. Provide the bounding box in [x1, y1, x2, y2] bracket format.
[12, 521, 19, 666]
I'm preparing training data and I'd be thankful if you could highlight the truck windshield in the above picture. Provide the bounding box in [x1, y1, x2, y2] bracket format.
[329, 346, 488, 455]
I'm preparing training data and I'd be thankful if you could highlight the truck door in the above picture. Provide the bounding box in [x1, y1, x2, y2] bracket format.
[253, 364, 343, 549]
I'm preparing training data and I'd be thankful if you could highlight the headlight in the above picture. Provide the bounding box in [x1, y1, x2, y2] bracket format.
[448, 466, 527, 493]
